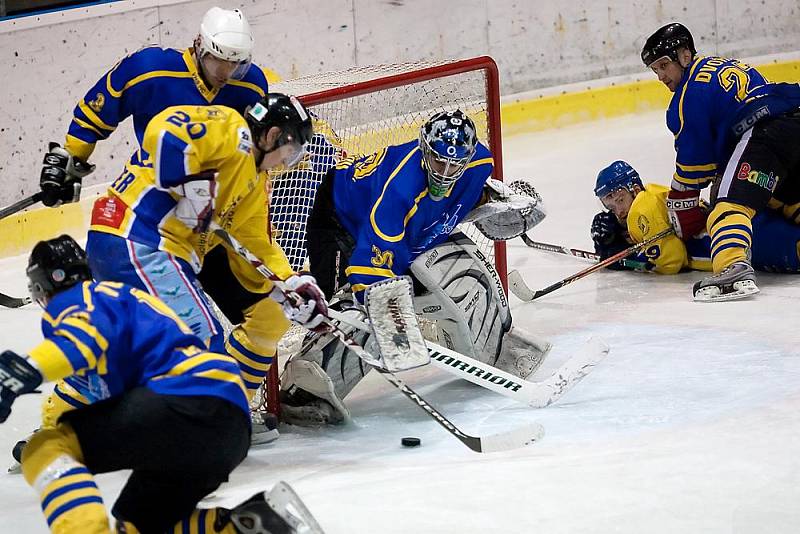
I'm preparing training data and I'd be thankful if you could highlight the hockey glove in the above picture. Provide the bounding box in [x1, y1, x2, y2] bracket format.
[666, 189, 705, 239]
[272, 274, 331, 333]
[173, 171, 218, 233]
[0, 350, 43, 424]
[590, 211, 631, 270]
[40, 142, 95, 207]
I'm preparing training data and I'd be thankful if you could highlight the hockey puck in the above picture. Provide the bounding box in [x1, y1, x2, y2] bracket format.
[401, 437, 421, 447]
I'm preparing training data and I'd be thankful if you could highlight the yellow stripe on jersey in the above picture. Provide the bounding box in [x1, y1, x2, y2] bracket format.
[345, 265, 396, 278]
[466, 157, 493, 169]
[675, 57, 706, 139]
[676, 161, 717, 172]
[106, 69, 195, 98]
[192, 368, 248, 399]
[370, 147, 424, 243]
[71, 117, 103, 138]
[155, 353, 239, 378]
[351, 283, 369, 294]
[28, 340, 75, 382]
[77, 100, 115, 132]
[228, 79, 267, 97]
[53, 328, 98, 369]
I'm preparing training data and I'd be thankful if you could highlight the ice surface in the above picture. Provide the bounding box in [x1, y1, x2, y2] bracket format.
[2, 111, 800, 533]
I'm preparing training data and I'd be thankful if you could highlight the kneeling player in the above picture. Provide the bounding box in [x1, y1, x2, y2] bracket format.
[279, 109, 548, 425]
[589, 160, 800, 276]
[0, 236, 319, 533]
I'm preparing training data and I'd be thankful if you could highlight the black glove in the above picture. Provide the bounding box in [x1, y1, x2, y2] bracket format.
[590, 211, 631, 269]
[0, 350, 43, 423]
[40, 142, 95, 207]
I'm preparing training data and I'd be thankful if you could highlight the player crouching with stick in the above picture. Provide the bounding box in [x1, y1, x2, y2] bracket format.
[0, 236, 322, 533]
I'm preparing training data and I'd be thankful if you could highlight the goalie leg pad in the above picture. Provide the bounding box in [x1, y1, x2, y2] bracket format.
[411, 233, 551, 379]
[280, 307, 371, 425]
[411, 232, 511, 364]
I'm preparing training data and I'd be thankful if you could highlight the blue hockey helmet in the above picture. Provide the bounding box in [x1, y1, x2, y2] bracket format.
[594, 160, 643, 198]
[419, 109, 477, 200]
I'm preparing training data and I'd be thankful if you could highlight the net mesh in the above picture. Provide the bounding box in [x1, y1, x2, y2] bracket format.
[255, 58, 505, 416]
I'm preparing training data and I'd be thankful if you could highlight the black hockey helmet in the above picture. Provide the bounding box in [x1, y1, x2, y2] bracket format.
[27, 235, 92, 306]
[641, 23, 696, 67]
[245, 93, 313, 167]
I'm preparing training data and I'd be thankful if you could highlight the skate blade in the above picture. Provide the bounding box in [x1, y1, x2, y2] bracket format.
[267, 481, 326, 534]
[694, 280, 760, 302]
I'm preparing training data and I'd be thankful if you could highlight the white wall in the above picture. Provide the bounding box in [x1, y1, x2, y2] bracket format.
[1, 0, 799, 205]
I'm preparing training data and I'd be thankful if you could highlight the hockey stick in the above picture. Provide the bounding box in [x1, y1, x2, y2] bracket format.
[0, 293, 32, 309]
[0, 192, 42, 221]
[330, 309, 609, 408]
[519, 234, 646, 269]
[510, 227, 674, 302]
[210, 224, 544, 453]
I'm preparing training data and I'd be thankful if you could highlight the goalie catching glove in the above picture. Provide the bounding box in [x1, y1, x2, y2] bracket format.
[466, 179, 546, 240]
[40, 142, 95, 207]
[271, 273, 330, 333]
[0, 350, 42, 423]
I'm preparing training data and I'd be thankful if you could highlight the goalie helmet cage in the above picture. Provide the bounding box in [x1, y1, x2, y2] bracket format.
[258, 55, 507, 417]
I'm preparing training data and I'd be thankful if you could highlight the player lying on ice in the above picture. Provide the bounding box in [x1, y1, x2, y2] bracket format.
[278, 109, 549, 425]
[0, 236, 323, 534]
[641, 22, 800, 301]
[590, 160, 800, 276]
[36, 6, 292, 444]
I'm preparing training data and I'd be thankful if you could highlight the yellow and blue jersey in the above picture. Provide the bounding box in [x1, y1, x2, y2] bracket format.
[626, 183, 711, 274]
[626, 183, 800, 273]
[89, 104, 293, 292]
[65, 46, 271, 161]
[27, 280, 249, 416]
[332, 139, 493, 298]
[667, 55, 800, 191]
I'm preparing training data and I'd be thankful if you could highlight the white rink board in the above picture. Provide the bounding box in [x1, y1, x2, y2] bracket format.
[2, 111, 800, 533]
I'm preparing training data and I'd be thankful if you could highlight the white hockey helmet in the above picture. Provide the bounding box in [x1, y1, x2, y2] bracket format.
[197, 7, 253, 79]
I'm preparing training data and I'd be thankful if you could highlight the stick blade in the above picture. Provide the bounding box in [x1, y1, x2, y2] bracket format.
[0, 293, 31, 308]
[508, 269, 535, 302]
[471, 422, 545, 453]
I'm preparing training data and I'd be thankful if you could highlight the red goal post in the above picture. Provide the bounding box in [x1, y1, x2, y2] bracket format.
[260, 56, 507, 416]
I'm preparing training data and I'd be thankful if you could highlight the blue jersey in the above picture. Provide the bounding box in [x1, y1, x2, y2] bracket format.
[667, 55, 800, 191]
[332, 139, 493, 298]
[65, 46, 269, 161]
[27, 281, 249, 416]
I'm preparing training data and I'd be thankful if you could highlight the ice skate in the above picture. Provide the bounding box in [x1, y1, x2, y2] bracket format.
[693, 260, 759, 302]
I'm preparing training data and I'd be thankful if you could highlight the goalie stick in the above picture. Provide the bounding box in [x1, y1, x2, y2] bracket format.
[510, 227, 674, 302]
[330, 309, 609, 408]
[0, 292, 31, 309]
[210, 224, 544, 453]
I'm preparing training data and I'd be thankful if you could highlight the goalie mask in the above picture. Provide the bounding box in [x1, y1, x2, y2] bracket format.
[27, 235, 92, 307]
[196, 7, 254, 83]
[420, 110, 477, 201]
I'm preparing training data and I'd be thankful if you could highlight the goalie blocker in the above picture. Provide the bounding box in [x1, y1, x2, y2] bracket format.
[279, 232, 552, 426]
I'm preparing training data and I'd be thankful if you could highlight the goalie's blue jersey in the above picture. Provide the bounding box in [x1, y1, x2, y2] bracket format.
[667, 55, 800, 191]
[332, 139, 493, 298]
[65, 46, 270, 161]
[27, 280, 249, 417]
